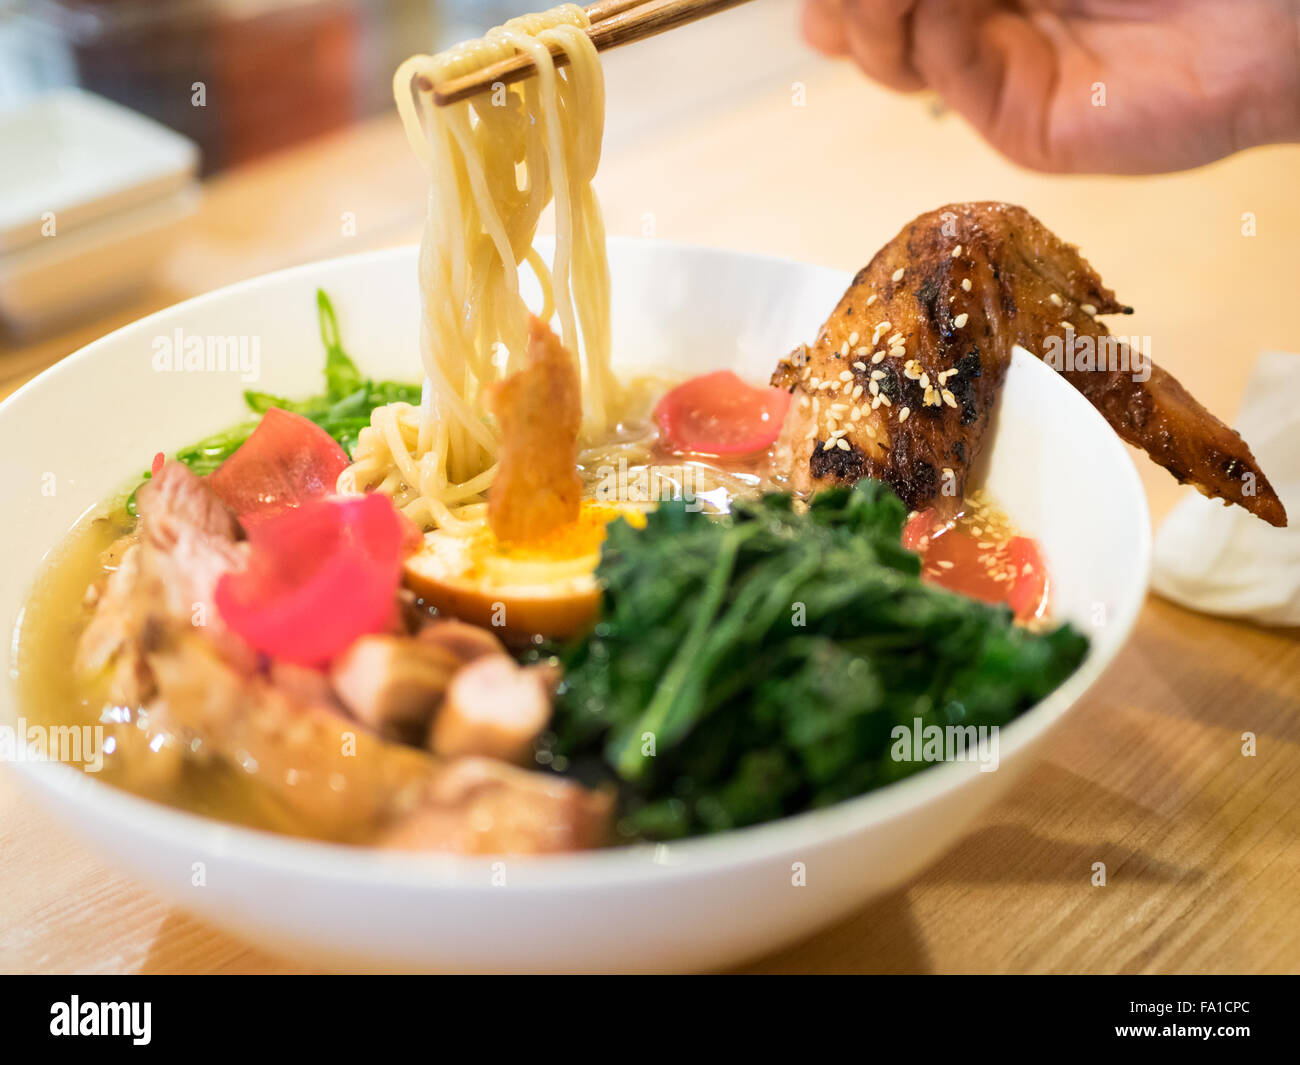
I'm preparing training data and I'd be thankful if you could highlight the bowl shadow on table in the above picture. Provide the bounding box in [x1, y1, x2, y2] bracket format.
[1132, 600, 1300, 741]
[738, 768, 1202, 974]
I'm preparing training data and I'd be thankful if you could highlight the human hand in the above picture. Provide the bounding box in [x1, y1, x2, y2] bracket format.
[802, 0, 1300, 173]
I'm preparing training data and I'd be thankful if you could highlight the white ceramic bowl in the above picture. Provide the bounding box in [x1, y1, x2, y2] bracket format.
[0, 240, 1150, 973]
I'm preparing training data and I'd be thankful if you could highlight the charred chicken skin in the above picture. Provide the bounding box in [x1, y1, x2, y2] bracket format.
[771, 202, 1286, 527]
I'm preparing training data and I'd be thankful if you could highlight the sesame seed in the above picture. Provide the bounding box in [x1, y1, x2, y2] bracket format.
[848, 331, 860, 346]
[892, 268, 905, 282]
[831, 427, 848, 439]
[851, 407, 862, 421]
[1059, 321, 1072, 331]
[837, 438, 850, 451]
[853, 361, 867, 371]
[840, 341, 850, 356]
[1081, 303, 1097, 315]
[822, 439, 835, 451]
[920, 372, 931, 390]
[953, 313, 969, 328]
[798, 394, 810, 408]
[841, 381, 852, 394]
[839, 370, 853, 382]
[1050, 293, 1064, 307]
[942, 389, 957, 408]
[871, 351, 886, 364]
[866, 294, 878, 306]
[899, 406, 910, 422]
[856, 346, 870, 357]
[938, 560, 955, 569]
[869, 380, 880, 396]
[888, 332, 904, 344]
[871, 369, 885, 380]
[878, 394, 891, 407]
[952, 245, 962, 257]
[961, 278, 972, 292]
[830, 402, 848, 413]
[851, 384, 864, 399]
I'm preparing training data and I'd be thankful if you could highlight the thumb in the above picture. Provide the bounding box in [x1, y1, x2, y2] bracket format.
[803, 0, 852, 57]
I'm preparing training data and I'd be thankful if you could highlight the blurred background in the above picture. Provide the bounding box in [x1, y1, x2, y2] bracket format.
[1, 1, 481, 173]
[0, 0, 807, 173]
[0, 0, 815, 340]
[2, 1, 431, 172]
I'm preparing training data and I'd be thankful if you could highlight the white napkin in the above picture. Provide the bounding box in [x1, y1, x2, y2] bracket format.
[1151, 352, 1300, 624]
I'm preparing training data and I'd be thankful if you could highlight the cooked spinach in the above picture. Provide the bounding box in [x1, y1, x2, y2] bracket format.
[128, 290, 420, 509]
[549, 480, 1089, 840]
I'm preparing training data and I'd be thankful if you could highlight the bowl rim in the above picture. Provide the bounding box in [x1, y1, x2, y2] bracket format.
[1, 239, 1152, 890]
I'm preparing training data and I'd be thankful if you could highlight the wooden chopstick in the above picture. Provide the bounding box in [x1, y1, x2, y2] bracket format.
[424, 0, 756, 106]
[584, 0, 656, 19]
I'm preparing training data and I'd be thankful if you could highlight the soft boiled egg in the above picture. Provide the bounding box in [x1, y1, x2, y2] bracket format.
[402, 500, 645, 642]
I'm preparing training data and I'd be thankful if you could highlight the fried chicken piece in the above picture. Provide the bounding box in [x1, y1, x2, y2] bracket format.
[487, 316, 583, 545]
[772, 202, 1286, 527]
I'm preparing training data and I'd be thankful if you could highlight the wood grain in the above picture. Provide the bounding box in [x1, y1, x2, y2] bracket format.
[2, 1, 1297, 973]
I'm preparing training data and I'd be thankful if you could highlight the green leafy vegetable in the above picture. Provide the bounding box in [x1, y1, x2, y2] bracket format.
[550, 480, 1089, 840]
[128, 290, 420, 511]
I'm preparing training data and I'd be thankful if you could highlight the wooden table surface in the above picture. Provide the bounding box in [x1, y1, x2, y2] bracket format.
[2, 2, 1298, 974]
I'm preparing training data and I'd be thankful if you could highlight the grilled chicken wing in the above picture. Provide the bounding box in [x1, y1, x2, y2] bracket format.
[771, 202, 1286, 527]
